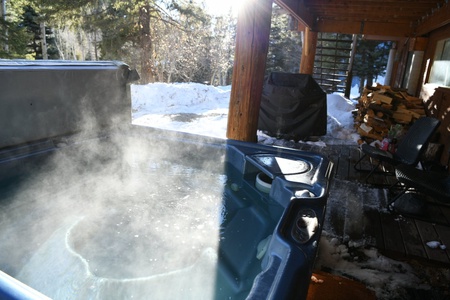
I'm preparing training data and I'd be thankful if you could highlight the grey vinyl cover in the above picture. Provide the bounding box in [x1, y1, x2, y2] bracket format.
[0, 60, 137, 149]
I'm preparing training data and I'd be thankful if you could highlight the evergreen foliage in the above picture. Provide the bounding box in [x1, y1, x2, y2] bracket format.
[0, 18, 31, 58]
[354, 38, 392, 91]
[0, 1, 390, 87]
[20, 5, 59, 59]
[266, 5, 302, 75]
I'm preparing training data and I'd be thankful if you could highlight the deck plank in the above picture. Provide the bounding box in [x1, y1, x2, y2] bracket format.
[379, 212, 406, 258]
[425, 204, 450, 226]
[438, 205, 450, 225]
[415, 220, 450, 264]
[397, 217, 427, 258]
[326, 180, 347, 238]
[335, 145, 349, 180]
[347, 147, 362, 180]
[434, 224, 450, 260]
[363, 210, 385, 249]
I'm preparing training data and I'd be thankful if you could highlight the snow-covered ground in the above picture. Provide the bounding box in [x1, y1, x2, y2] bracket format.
[131, 82, 450, 299]
[131, 82, 360, 146]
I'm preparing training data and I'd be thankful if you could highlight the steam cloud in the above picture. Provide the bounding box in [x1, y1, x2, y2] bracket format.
[0, 125, 227, 299]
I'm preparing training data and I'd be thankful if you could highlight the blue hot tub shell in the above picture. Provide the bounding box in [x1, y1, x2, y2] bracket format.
[221, 139, 333, 299]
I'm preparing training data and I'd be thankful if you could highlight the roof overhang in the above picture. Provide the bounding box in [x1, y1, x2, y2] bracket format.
[274, 0, 450, 37]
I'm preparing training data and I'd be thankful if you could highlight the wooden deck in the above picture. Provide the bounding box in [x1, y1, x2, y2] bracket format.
[295, 143, 450, 267]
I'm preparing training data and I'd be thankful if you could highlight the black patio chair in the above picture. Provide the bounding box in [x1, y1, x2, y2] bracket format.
[353, 116, 440, 184]
[388, 164, 450, 210]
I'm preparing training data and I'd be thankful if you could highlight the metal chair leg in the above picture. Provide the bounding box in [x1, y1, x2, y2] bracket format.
[353, 153, 367, 172]
[387, 186, 410, 210]
[363, 161, 381, 183]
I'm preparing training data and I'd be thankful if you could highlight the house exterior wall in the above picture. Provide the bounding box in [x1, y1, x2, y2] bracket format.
[421, 23, 450, 96]
[419, 23, 450, 168]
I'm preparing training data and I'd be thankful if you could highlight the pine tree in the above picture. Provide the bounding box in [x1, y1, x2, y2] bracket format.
[0, 18, 31, 58]
[20, 5, 59, 59]
[266, 5, 302, 75]
[21, 5, 41, 58]
[353, 39, 392, 93]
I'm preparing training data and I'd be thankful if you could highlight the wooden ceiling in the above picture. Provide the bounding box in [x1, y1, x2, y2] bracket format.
[275, 0, 450, 37]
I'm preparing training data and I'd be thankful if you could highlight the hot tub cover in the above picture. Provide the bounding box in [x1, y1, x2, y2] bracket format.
[0, 59, 139, 149]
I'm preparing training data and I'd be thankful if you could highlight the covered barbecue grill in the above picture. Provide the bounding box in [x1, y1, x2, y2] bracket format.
[258, 72, 327, 140]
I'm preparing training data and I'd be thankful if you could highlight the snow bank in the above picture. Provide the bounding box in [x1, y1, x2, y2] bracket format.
[131, 83, 359, 146]
[131, 83, 230, 116]
[326, 94, 359, 142]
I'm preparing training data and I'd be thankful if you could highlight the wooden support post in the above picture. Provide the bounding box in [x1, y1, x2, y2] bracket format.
[300, 27, 317, 74]
[345, 34, 358, 98]
[384, 42, 397, 87]
[226, 0, 273, 142]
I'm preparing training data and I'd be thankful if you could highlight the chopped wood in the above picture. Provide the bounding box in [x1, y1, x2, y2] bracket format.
[368, 103, 393, 116]
[363, 116, 389, 129]
[399, 91, 423, 103]
[354, 83, 428, 144]
[395, 107, 421, 119]
[392, 112, 412, 123]
[359, 123, 373, 133]
[373, 93, 393, 104]
[358, 128, 383, 140]
[409, 109, 426, 115]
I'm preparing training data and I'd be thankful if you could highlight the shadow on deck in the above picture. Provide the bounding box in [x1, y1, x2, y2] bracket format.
[296, 143, 450, 268]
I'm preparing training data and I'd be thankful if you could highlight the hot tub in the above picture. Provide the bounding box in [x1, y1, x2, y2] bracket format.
[0, 128, 333, 299]
[0, 60, 333, 299]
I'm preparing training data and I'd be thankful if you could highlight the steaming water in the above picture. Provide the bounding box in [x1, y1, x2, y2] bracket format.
[0, 136, 240, 299]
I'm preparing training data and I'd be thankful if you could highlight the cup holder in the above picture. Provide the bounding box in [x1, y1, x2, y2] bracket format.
[255, 172, 273, 193]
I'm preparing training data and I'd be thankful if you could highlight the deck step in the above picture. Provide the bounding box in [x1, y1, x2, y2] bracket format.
[307, 271, 376, 300]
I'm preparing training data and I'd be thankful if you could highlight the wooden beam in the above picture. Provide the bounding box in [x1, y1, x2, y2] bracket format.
[306, 2, 441, 10]
[364, 35, 405, 41]
[409, 37, 428, 51]
[345, 34, 358, 98]
[416, 3, 450, 36]
[305, 0, 443, 5]
[300, 27, 317, 74]
[226, 0, 273, 142]
[274, 0, 315, 29]
[315, 20, 413, 37]
[305, 1, 441, 18]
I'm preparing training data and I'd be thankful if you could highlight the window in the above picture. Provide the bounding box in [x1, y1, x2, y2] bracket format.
[429, 38, 450, 87]
[440, 39, 450, 60]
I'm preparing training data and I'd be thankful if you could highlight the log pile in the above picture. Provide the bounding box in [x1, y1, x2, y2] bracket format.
[354, 84, 426, 144]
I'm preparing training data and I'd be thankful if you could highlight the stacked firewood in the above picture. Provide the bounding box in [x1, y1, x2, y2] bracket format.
[354, 84, 426, 144]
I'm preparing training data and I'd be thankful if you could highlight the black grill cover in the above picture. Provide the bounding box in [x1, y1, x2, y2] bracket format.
[258, 72, 327, 140]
